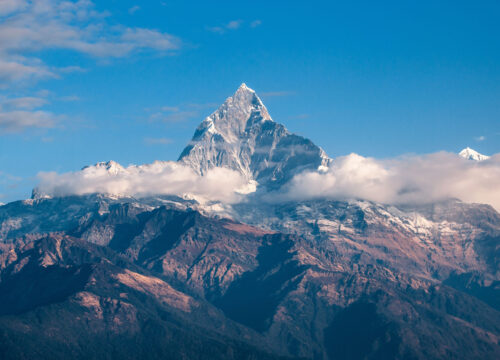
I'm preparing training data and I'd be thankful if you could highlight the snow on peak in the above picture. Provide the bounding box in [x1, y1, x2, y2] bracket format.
[82, 160, 125, 175]
[236, 82, 254, 93]
[179, 83, 332, 189]
[459, 147, 490, 161]
[203, 83, 271, 142]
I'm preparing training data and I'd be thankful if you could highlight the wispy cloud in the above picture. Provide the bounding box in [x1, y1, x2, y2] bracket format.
[475, 135, 486, 141]
[226, 20, 242, 29]
[58, 65, 86, 74]
[147, 102, 217, 123]
[0, 170, 23, 202]
[0, 171, 22, 183]
[260, 91, 295, 97]
[0, 110, 56, 133]
[184, 102, 218, 110]
[0, 58, 55, 86]
[149, 110, 198, 123]
[0, 95, 57, 133]
[0, 0, 182, 133]
[207, 19, 245, 34]
[128, 5, 140, 15]
[58, 95, 80, 102]
[160, 106, 180, 112]
[0, 0, 27, 16]
[250, 20, 262, 28]
[0, 96, 47, 110]
[36, 89, 51, 97]
[289, 114, 310, 120]
[0, 0, 181, 86]
[144, 137, 173, 145]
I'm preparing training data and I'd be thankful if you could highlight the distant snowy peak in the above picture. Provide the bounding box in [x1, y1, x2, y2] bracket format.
[459, 147, 490, 161]
[82, 160, 125, 174]
[179, 83, 332, 189]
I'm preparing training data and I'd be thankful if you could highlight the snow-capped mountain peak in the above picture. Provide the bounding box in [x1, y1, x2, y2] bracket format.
[191, 83, 272, 144]
[179, 83, 331, 188]
[458, 147, 490, 161]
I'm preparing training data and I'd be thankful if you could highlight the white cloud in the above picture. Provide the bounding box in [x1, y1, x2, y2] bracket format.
[208, 20, 243, 34]
[36, 161, 253, 203]
[58, 95, 80, 102]
[0, 58, 55, 85]
[289, 113, 310, 120]
[250, 20, 262, 28]
[475, 135, 486, 141]
[148, 102, 215, 123]
[273, 152, 500, 211]
[0, 170, 23, 203]
[0, 109, 56, 133]
[0, 0, 27, 16]
[0, 0, 180, 86]
[128, 5, 140, 15]
[144, 137, 173, 145]
[207, 26, 225, 34]
[0, 96, 47, 109]
[0, 95, 58, 133]
[260, 90, 295, 97]
[152, 110, 198, 123]
[58, 65, 86, 73]
[32, 151, 500, 210]
[160, 106, 179, 112]
[226, 20, 242, 29]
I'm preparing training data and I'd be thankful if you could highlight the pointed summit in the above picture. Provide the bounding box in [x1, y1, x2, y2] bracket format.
[236, 82, 252, 92]
[178, 84, 331, 189]
[179, 84, 271, 146]
[459, 147, 490, 161]
[207, 83, 271, 142]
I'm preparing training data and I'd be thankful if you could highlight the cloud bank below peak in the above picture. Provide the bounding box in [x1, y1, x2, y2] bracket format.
[35, 161, 254, 204]
[33, 150, 500, 212]
[273, 152, 500, 211]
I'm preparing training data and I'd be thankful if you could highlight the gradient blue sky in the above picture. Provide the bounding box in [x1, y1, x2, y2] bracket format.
[0, 0, 499, 202]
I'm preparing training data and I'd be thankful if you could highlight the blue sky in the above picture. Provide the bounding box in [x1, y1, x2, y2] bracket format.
[0, 0, 499, 202]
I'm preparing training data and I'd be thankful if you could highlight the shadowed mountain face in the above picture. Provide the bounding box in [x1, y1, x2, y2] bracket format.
[0, 85, 499, 359]
[0, 234, 290, 360]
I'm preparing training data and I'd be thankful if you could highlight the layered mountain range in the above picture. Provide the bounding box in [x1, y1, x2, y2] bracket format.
[0, 85, 498, 359]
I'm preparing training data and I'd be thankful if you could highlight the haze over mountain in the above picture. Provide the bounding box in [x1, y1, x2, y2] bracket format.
[0, 84, 499, 359]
